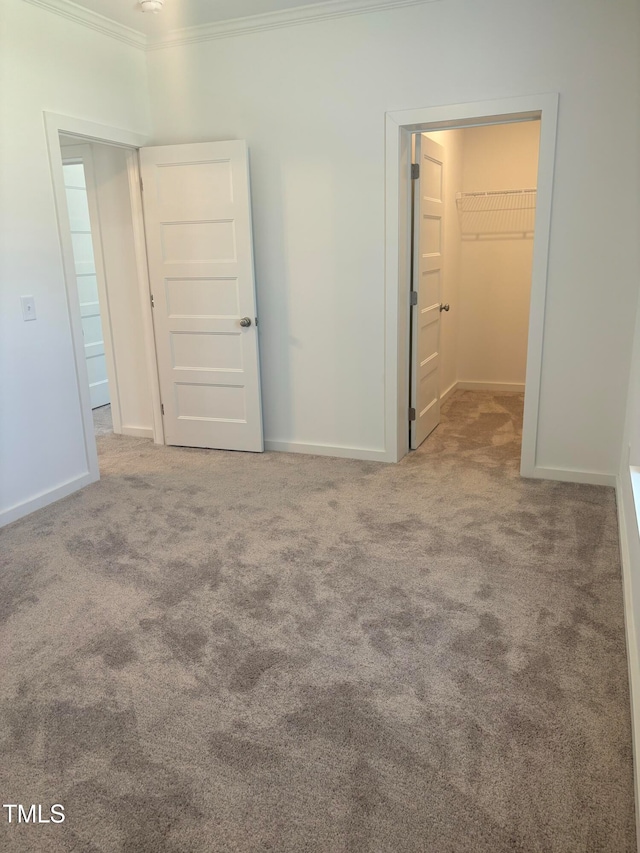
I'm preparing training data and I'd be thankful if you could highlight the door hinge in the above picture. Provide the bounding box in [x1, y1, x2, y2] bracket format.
[411, 163, 419, 180]
[150, 293, 154, 308]
[409, 407, 416, 421]
[410, 291, 418, 306]
[255, 317, 258, 327]
[161, 403, 164, 415]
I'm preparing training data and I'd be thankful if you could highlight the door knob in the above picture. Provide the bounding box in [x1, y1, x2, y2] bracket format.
[440, 303, 450, 312]
[239, 317, 252, 327]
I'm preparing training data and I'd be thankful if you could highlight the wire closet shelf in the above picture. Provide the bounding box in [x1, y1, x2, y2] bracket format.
[455, 188, 537, 239]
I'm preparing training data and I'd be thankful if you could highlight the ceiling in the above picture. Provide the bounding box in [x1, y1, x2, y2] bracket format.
[65, 0, 347, 35]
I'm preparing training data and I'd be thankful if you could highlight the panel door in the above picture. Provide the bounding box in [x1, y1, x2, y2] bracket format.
[63, 162, 110, 409]
[140, 141, 263, 452]
[411, 134, 445, 449]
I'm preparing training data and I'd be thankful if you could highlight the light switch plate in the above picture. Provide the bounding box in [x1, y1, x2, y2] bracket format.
[21, 296, 36, 321]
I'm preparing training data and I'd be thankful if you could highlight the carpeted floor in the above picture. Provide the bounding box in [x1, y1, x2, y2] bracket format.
[0, 391, 634, 852]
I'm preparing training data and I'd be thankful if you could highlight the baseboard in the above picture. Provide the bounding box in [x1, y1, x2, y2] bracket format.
[524, 465, 616, 487]
[120, 426, 154, 439]
[456, 380, 525, 393]
[264, 439, 389, 463]
[615, 473, 640, 852]
[0, 471, 97, 528]
[440, 380, 458, 405]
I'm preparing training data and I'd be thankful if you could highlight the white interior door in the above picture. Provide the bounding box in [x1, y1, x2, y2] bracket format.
[411, 134, 445, 449]
[63, 161, 110, 410]
[140, 140, 263, 452]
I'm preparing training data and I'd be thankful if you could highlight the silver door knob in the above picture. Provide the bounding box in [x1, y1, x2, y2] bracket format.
[239, 317, 252, 327]
[440, 303, 450, 312]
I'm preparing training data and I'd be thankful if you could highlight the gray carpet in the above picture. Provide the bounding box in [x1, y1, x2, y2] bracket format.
[0, 391, 634, 852]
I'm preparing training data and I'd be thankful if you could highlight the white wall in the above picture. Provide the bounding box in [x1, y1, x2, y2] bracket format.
[457, 121, 540, 389]
[0, 0, 150, 524]
[89, 142, 154, 437]
[145, 0, 640, 478]
[423, 130, 463, 400]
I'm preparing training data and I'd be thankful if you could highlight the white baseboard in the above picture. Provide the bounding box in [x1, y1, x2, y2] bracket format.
[264, 439, 389, 463]
[0, 471, 97, 528]
[615, 473, 640, 852]
[456, 380, 525, 393]
[523, 465, 616, 487]
[440, 380, 459, 405]
[120, 426, 154, 439]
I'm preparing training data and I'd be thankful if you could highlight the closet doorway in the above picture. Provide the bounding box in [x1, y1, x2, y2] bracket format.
[409, 121, 541, 457]
[383, 94, 559, 477]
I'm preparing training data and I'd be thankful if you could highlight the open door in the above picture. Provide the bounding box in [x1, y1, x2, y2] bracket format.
[140, 140, 263, 452]
[411, 134, 445, 450]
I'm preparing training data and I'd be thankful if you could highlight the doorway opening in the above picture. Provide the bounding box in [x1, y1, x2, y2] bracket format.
[46, 112, 164, 489]
[60, 140, 112, 441]
[409, 120, 541, 463]
[384, 94, 559, 476]
[47, 112, 264, 497]
[57, 133, 157, 455]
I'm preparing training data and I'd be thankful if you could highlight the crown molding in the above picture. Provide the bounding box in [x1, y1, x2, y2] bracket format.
[22, 0, 439, 53]
[22, 0, 147, 50]
[145, 0, 440, 50]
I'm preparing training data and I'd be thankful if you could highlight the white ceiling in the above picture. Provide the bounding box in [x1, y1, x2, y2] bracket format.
[67, 0, 343, 35]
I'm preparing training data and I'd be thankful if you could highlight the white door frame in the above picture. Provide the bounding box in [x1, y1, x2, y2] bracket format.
[385, 93, 559, 475]
[44, 112, 164, 486]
